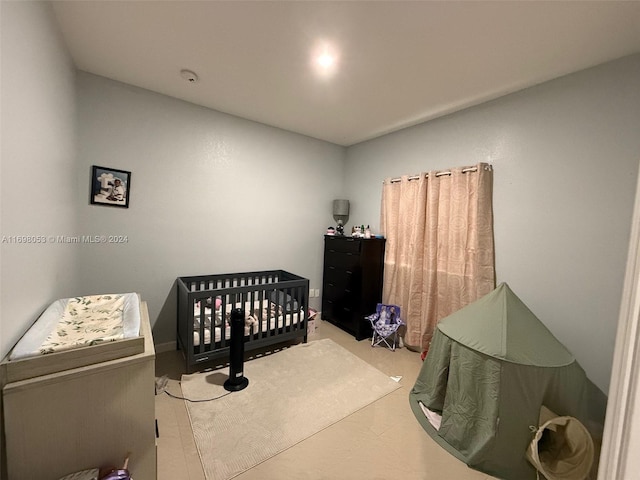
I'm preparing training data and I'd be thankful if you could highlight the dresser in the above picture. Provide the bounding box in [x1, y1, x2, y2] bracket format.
[321, 235, 386, 340]
[1, 301, 156, 480]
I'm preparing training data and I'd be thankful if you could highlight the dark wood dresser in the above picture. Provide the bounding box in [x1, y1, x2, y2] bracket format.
[321, 235, 386, 340]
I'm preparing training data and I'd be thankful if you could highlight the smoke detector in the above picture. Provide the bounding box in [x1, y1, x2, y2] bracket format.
[180, 69, 198, 83]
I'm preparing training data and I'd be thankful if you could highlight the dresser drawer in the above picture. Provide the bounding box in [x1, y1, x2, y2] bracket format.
[325, 237, 361, 254]
[324, 262, 360, 281]
[324, 250, 360, 271]
[321, 299, 357, 331]
[323, 278, 359, 302]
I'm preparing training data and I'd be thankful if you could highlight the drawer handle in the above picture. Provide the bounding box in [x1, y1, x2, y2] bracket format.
[346, 270, 352, 274]
[329, 283, 334, 287]
[329, 266, 335, 270]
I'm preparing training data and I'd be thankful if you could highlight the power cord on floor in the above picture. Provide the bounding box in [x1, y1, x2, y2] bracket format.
[156, 374, 232, 403]
[164, 389, 232, 403]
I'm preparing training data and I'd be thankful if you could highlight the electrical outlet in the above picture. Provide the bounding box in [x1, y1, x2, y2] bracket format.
[315, 289, 320, 297]
[309, 289, 314, 298]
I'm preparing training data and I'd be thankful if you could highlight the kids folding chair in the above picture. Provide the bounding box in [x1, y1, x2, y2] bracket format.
[366, 303, 404, 351]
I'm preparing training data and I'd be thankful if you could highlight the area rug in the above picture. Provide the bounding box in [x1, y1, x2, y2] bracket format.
[181, 338, 401, 480]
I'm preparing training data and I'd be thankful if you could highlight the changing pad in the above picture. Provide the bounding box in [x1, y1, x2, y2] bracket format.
[9, 293, 141, 360]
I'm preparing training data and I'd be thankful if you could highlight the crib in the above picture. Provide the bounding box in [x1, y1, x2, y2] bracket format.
[177, 270, 309, 372]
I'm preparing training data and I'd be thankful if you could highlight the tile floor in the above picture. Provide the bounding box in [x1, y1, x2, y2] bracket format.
[155, 319, 498, 480]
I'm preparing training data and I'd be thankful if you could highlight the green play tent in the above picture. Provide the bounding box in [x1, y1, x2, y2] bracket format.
[409, 283, 606, 480]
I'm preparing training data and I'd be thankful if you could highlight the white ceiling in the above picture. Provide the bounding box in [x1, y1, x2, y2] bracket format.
[51, 1, 640, 146]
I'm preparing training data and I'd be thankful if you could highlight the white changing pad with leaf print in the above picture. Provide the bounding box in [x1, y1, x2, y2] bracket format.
[9, 293, 141, 360]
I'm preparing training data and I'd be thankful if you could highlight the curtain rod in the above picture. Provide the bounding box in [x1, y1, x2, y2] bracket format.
[386, 164, 491, 184]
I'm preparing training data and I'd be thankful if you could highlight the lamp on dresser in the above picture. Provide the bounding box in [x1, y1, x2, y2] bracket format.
[332, 199, 350, 235]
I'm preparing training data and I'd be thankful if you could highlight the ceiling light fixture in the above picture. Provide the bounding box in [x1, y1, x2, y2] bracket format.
[316, 52, 336, 69]
[312, 42, 339, 77]
[180, 69, 198, 83]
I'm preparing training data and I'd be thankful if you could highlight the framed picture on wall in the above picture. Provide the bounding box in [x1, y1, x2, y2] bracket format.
[90, 165, 131, 208]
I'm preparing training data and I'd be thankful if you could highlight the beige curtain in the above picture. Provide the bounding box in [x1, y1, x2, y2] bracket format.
[380, 163, 495, 351]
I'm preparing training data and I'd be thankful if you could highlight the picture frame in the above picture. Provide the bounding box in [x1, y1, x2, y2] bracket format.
[90, 165, 131, 208]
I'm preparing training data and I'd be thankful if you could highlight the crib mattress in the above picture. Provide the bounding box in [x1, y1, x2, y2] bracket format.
[193, 299, 297, 322]
[193, 313, 303, 346]
[9, 293, 141, 360]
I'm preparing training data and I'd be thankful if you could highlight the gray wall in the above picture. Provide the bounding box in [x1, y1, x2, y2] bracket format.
[344, 54, 640, 392]
[0, 1, 78, 357]
[75, 73, 345, 344]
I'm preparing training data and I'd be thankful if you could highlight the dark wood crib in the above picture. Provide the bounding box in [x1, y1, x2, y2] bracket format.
[177, 270, 309, 372]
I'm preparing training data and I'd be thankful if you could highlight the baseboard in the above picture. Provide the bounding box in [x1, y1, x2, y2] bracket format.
[154, 341, 177, 353]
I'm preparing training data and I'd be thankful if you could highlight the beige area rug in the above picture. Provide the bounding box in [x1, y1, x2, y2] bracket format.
[181, 338, 401, 480]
